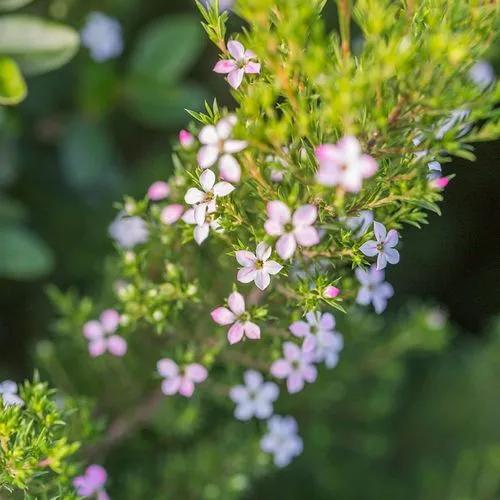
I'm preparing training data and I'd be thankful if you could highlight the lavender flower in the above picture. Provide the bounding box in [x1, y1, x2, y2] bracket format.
[355, 266, 394, 314]
[360, 222, 400, 270]
[81, 12, 123, 62]
[260, 415, 303, 467]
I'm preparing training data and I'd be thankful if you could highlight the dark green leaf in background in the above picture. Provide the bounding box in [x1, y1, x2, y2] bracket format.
[0, 224, 53, 279]
[0, 0, 33, 11]
[0, 15, 79, 76]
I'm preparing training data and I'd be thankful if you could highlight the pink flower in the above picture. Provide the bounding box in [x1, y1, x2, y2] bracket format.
[83, 309, 127, 358]
[147, 181, 170, 201]
[184, 169, 234, 226]
[160, 204, 184, 225]
[73, 464, 109, 499]
[179, 129, 195, 148]
[270, 342, 317, 394]
[197, 116, 247, 182]
[157, 359, 208, 397]
[315, 136, 378, 192]
[324, 286, 340, 298]
[236, 242, 282, 290]
[213, 40, 261, 89]
[431, 177, 450, 189]
[264, 201, 320, 260]
[211, 291, 261, 344]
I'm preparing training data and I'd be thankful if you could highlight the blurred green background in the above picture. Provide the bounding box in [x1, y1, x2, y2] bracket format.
[0, 1, 499, 498]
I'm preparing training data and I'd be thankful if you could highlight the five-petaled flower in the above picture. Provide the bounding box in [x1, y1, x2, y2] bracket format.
[211, 291, 261, 344]
[182, 207, 222, 245]
[270, 342, 317, 393]
[157, 359, 208, 397]
[229, 370, 279, 420]
[213, 40, 261, 90]
[184, 169, 234, 226]
[260, 415, 303, 467]
[315, 136, 378, 192]
[197, 116, 247, 182]
[355, 266, 394, 314]
[264, 201, 320, 260]
[83, 309, 127, 358]
[236, 242, 282, 290]
[289, 311, 337, 355]
[73, 464, 109, 500]
[0, 380, 24, 407]
[359, 222, 400, 270]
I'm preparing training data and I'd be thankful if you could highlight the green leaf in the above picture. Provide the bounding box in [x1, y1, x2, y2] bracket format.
[0, 56, 26, 105]
[129, 14, 204, 85]
[0, 195, 27, 223]
[124, 77, 207, 128]
[0, 15, 79, 76]
[0, 224, 54, 279]
[0, 0, 33, 11]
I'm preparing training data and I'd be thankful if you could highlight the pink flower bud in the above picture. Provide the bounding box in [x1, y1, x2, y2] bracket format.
[179, 129, 195, 148]
[431, 177, 450, 189]
[324, 286, 340, 299]
[160, 204, 184, 225]
[147, 181, 170, 201]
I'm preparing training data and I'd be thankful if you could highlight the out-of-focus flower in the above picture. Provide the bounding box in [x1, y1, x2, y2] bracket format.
[229, 370, 279, 420]
[182, 207, 222, 245]
[289, 311, 335, 353]
[211, 291, 261, 344]
[109, 214, 149, 249]
[83, 309, 127, 358]
[73, 465, 109, 499]
[160, 204, 184, 225]
[179, 129, 195, 148]
[0, 380, 24, 407]
[214, 40, 261, 89]
[469, 60, 495, 89]
[197, 117, 247, 182]
[157, 359, 207, 397]
[264, 202, 320, 260]
[360, 222, 400, 270]
[343, 210, 374, 238]
[355, 266, 394, 314]
[431, 177, 450, 189]
[316, 136, 378, 192]
[147, 181, 170, 201]
[260, 415, 303, 467]
[184, 169, 234, 226]
[236, 242, 282, 290]
[270, 342, 317, 393]
[202, 0, 234, 11]
[323, 285, 340, 299]
[436, 109, 470, 139]
[81, 12, 123, 62]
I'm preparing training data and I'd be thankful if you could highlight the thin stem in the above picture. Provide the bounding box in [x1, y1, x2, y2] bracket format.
[338, 0, 351, 60]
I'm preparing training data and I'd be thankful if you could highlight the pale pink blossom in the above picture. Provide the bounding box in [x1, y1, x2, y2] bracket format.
[264, 201, 320, 259]
[315, 136, 378, 192]
[211, 291, 261, 344]
[183, 207, 222, 245]
[160, 204, 184, 225]
[157, 359, 208, 397]
[179, 129, 195, 148]
[270, 342, 317, 394]
[431, 177, 450, 189]
[73, 464, 109, 500]
[184, 169, 234, 226]
[147, 181, 170, 201]
[196, 116, 247, 182]
[236, 242, 282, 290]
[324, 286, 340, 299]
[213, 40, 261, 89]
[359, 222, 400, 270]
[83, 309, 127, 358]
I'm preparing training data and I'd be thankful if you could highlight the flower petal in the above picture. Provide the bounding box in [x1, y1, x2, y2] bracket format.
[89, 339, 107, 358]
[254, 270, 271, 290]
[237, 267, 257, 283]
[385, 229, 399, 247]
[319, 312, 335, 331]
[227, 40, 245, 60]
[270, 359, 291, 378]
[198, 125, 219, 145]
[197, 145, 219, 169]
[219, 154, 241, 183]
[267, 200, 291, 224]
[292, 204, 317, 226]
[157, 358, 179, 378]
[161, 204, 184, 225]
[227, 68, 245, 89]
[162, 376, 182, 395]
[256, 242, 272, 261]
[178, 378, 195, 397]
[283, 342, 301, 361]
[213, 59, 237, 74]
[194, 224, 210, 245]
[185, 363, 208, 383]
[184, 188, 205, 205]
[244, 321, 261, 340]
[376, 252, 387, 270]
[264, 219, 284, 236]
[276, 233, 296, 260]
[83, 320, 103, 340]
[228, 291, 245, 316]
[263, 260, 282, 275]
[200, 169, 216, 192]
[223, 140, 247, 154]
[213, 180, 235, 197]
[194, 203, 208, 226]
[100, 309, 120, 333]
[359, 240, 378, 257]
[236, 250, 256, 266]
[384, 247, 400, 265]
[228, 322, 245, 344]
[211, 307, 236, 325]
[182, 208, 196, 225]
[244, 61, 261, 74]
[244, 370, 262, 389]
[373, 221, 387, 242]
[287, 373, 304, 393]
[294, 226, 320, 247]
[289, 321, 310, 337]
[107, 335, 127, 357]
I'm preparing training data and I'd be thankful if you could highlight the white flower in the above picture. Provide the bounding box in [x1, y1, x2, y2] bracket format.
[182, 208, 223, 245]
[236, 242, 283, 290]
[229, 370, 279, 420]
[184, 169, 234, 226]
[260, 415, 303, 467]
[109, 214, 149, 249]
[0, 380, 24, 407]
[196, 117, 247, 182]
[81, 12, 123, 62]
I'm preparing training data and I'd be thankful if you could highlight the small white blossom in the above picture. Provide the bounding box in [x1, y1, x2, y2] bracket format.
[0, 380, 24, 407]
[109, 214, 149, 249]
[260, 415, 303, 467]
[236, 242, 282, 290]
